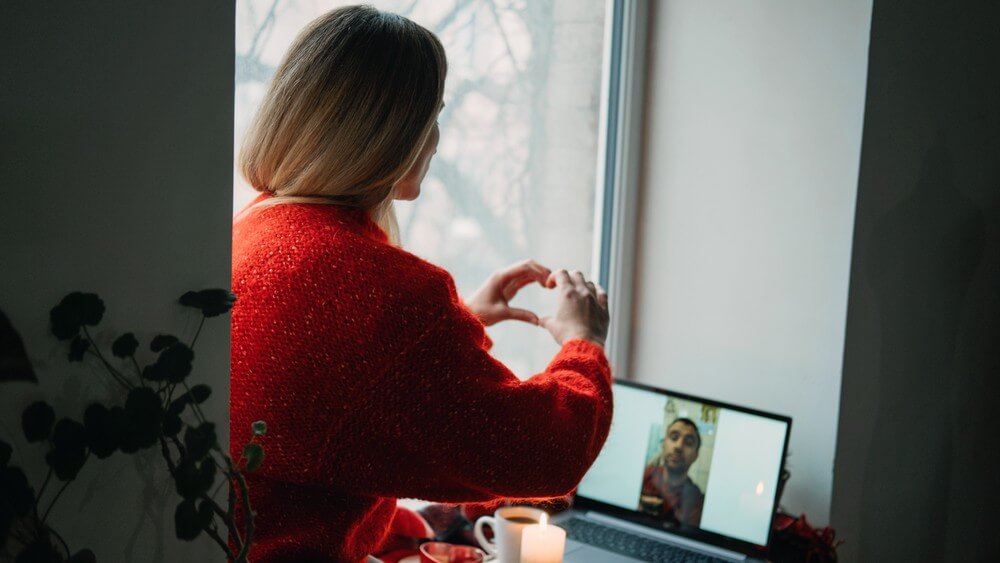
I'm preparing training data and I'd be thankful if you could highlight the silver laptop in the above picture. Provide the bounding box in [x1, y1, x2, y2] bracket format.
[554, 380, 791, 562]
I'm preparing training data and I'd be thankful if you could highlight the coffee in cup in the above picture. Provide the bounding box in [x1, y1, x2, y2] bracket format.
[473, 506, 545, 563]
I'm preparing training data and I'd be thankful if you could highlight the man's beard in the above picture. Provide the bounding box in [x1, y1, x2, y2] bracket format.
[665, 463, 689, 478]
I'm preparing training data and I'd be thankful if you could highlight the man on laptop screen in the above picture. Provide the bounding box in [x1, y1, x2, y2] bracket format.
[639, 417, 705, 526]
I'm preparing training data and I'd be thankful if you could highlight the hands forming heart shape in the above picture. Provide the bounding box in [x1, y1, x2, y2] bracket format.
[464, 259, 609, 347]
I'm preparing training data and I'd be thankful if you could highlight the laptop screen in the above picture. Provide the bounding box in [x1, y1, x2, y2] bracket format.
[576, 381, 791, 548]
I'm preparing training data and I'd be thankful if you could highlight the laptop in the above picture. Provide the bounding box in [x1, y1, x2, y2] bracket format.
[554, 380, 792, 562]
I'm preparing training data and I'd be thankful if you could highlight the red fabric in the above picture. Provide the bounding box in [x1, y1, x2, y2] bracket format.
[370, 506, 434, 563]
[230, 194, 614, 562]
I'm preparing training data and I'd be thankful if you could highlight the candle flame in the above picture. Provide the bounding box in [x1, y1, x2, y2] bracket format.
[539, 512, 548, 528]
[755, 481, 764, 496]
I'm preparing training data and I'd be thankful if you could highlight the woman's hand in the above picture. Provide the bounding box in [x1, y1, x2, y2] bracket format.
[539, 270, 609, 348]
[464, 260, 553, 327]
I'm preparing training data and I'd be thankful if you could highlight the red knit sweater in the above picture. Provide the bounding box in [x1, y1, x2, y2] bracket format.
[230, 194, 614, 562]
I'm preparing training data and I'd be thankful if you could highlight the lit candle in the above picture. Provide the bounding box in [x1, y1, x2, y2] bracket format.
[520, 513, 566, 563]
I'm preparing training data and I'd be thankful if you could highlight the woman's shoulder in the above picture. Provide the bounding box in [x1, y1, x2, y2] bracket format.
[234, 201, 460, 309]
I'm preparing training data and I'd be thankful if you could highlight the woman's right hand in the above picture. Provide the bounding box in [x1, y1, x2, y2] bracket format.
[539, 270, 610, 347]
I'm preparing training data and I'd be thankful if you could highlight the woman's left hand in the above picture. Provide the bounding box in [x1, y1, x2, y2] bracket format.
[464, 259, 553, 327]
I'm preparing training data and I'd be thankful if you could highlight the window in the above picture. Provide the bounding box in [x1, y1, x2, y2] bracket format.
[235, 0, 642, 376]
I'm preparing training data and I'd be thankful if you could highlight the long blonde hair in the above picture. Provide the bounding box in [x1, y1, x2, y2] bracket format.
[238, 5, 447, 244]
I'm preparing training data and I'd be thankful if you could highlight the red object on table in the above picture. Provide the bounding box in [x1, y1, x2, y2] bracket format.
[770, 513, 842, 562]
[420, 542, 486, 563]
[231, 195, 614, 562]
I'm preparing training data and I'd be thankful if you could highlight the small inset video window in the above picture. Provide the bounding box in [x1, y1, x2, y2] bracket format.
[638, 397, 719, 528]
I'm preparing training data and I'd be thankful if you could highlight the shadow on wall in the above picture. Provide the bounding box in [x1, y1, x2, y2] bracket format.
[0, 309, 36, 384]
[1, 306, 175, 562]
[860, 132, 999, 561]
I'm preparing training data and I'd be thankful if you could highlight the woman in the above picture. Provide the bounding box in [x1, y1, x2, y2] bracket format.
[231, 6, 613, 562]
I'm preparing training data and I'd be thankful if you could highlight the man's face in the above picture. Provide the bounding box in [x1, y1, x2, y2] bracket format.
[661, 421, 699, 474]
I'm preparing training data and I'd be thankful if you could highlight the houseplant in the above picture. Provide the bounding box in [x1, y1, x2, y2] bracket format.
[0, 289, 263, 562]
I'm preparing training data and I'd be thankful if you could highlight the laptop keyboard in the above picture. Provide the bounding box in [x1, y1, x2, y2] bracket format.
[562, 517, 731, 563]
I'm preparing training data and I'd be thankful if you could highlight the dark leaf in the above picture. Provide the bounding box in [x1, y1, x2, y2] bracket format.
[184, 422, 216, 461]
[49, 301, 79, 341]
[83, 403, 117, 459]
[141, 364, 167, 382]
[157, 343, 194, 383]
[73, 293, 104, 326]
[15, 539, 61, 563]
[162, 413, 183, 437]
[243, 443, 264, 472]
[111, 333, 139, 358]
[167, 384, 211, 418]
[179, 289, 236, 318]
[67, 549, 97, 563]
[174, 499, 202, 541]
[49, 292, 105, 341]
[121, 388, 163, 450]
[0, 439, 11, 466]
[197, 499, 214, 527]
[21, 401, 55, 443]
[0, 308, 38, 383]
[174, 457, 215, 500]
[150, 334, 179, 353]
[47, 418, 88, 481]
[167, 396, 189, 417]
[68, 335, 89, 362]
[252, 420, 267, 436]
[108, 407, 138, 454]
[188, 384, 211, 404]
[0, 466, 35, 516]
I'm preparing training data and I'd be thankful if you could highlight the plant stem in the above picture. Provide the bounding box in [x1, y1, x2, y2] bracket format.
[34, 467, 53, 516]
[165, 382, 177, 408]
[82, 327, 134, 390]
[48, 527, 72, 559]
[227, 468, 238, 540]
[190, 316, 207, 349]
[181, 381, 208, 425]
[41, 479, 72, 524]
[199, 490, 241, 553]
[159, 436, 179, 474]
[227, 456, 255, 563]
[169, 435, 186, 460]
[132, 356, 148, 388]
[203, 521, 236, 562]
[85, 349, 132, 391]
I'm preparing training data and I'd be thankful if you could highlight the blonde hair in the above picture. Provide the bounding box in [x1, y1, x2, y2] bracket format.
[238, 5, 447, 244]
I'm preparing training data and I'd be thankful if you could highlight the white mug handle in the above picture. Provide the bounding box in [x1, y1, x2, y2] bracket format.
[473, 516, 498, 557]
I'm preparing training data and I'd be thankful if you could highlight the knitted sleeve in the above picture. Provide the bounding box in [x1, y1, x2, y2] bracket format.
[324, 272, 614, 502]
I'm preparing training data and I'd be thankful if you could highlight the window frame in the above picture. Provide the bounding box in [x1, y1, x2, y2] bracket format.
[593, 0, 648, 380]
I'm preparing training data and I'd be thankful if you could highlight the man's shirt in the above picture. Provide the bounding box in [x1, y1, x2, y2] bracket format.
[639, 462, 705, 527]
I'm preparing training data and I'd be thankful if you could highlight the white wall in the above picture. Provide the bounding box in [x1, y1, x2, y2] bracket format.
[631, 0, 872, 523]
[0, 3, 233, 561]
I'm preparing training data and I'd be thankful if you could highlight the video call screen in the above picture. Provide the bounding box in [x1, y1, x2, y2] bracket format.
[577, 383, 788, 546]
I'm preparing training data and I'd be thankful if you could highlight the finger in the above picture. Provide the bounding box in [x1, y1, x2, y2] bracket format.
[500, 260, 551, 286]
[585, 281, 597, 296]
[547, 269, 571, 288]
[521, 259, 552, 280]
[570, 270, 587, 290]
[506, 307, 540, 325]
[502, 274, 536, 301]
[595, 283, 609, 307]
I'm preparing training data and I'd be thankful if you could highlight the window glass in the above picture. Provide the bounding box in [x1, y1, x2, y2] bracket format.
[235, 0, 607, 375]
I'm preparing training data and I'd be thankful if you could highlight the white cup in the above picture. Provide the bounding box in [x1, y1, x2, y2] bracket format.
[473, 506, 545, 563]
